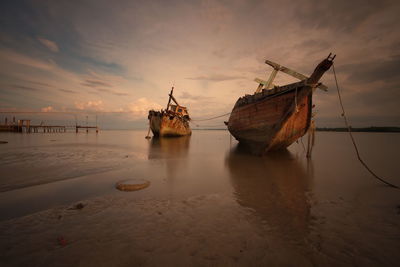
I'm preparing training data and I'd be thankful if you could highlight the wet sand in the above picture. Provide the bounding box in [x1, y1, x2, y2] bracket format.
[0, 130, 399, 266]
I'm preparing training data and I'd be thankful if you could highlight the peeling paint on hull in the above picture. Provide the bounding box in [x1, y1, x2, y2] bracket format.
[149, 113, 191, 137]
[227, 55, 334, 154]
[228, 85, 312, 153]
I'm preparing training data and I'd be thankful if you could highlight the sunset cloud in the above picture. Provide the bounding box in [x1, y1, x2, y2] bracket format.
[179, 91, 213, 101]
[59, 88, 77, 94]
[185, 74, 246, 82]
[127, 98, 162, 119]
[37, 37, 59, 52]
[0, 49, 55, 70]
[11, 85, 41, 91]
[75, 100, 104, 111]
[81, 79, 113, 88]
[41, 106, 54, 112]
[0, 0, 399, 128]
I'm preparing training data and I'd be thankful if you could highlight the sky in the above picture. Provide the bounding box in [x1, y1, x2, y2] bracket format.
[0, 0, 399, 129]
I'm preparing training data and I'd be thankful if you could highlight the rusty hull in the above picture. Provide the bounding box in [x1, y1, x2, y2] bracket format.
[149, 112, 191, 137]
[267, 87, 311, 150]
[227, 55, 334, 154]
[228, 84, 312, 153]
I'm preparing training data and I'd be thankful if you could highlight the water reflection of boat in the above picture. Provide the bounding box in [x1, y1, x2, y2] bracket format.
[147, 136, 190, 160]
[226, 145, 313, 239]
[147, 136, 191, 192]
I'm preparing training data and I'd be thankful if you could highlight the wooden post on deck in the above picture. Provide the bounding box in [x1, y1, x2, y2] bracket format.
[265, 68, 279, 90]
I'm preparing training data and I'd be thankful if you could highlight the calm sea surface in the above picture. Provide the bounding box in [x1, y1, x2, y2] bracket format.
[0, 130, 399, 266]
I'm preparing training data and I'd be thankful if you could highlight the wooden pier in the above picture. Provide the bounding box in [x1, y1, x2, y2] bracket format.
[0, 118, 99, 133]
[75, 125, 99, 133]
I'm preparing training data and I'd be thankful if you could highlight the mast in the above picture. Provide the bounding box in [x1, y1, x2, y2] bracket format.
[166, 86, 174, 111]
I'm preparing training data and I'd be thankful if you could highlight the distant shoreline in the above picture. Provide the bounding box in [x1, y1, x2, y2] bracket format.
[1, 127, 399, 133]
[194, 127, 400, 132]
[316, 127, 400, 133]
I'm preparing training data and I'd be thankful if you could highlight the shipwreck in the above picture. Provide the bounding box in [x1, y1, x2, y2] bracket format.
[226, 54, 335, 153]
[148, 87, 191, 137]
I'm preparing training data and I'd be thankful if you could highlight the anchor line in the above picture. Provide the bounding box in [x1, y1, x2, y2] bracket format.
[332, 63, 399, 189]
[190, 112, 231, 122]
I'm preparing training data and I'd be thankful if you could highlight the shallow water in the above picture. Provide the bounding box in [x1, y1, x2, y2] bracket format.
[0, 130, 399, 266]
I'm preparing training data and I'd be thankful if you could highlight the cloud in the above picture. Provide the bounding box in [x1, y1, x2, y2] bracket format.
[96, 88, 112, 93]
[338, 55, 400, 84]
[79, 73, 130, 96]
[179, 91, 212, 101]
[212, 48, 227, 59]
[1, 0, 400, 127]
[200, 0, 234, 33]
[186, 74, 246, 82]
[81, 79, 113, 88]
[93, 88, 129, 96]
[37, 37, 59, 52]
[293, 0, 386, 33]
[293, 39, 331, 53]
[0, 49, 55, 70]
[112, 91, 129, 96]
[127, 98, 162, 119]
[41, 106, 54, 112]
[11, 85, 41, 91]
[59, 88, 77, 94]
[75, 100, 104, 111]
[14, 78, 52, 87]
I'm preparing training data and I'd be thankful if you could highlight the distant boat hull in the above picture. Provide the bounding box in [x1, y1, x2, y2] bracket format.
[149, 111, 191, 137]
[228, 82, 312, 153]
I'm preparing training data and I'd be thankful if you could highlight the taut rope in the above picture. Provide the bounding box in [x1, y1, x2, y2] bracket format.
[191, 112, 231, 122]
[332, 63, 399, 189]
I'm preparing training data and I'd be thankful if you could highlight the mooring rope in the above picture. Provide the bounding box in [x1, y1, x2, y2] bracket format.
[332, 63, 399, 189]
[191, 112, 231, 122]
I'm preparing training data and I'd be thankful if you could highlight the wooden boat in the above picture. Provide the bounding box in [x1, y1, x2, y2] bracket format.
[148, 87, 191, 137]
[226, 54, 335, 153]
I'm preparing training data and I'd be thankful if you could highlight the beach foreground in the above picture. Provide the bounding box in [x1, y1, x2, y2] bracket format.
[0, 130, 399, 266]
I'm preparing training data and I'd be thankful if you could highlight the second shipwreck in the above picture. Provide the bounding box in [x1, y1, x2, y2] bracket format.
[148, 87, 191, 137]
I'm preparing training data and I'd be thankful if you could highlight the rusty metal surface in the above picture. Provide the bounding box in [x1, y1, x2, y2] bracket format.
[150, 86, 191, 137]
[148, 111, 191, 137]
